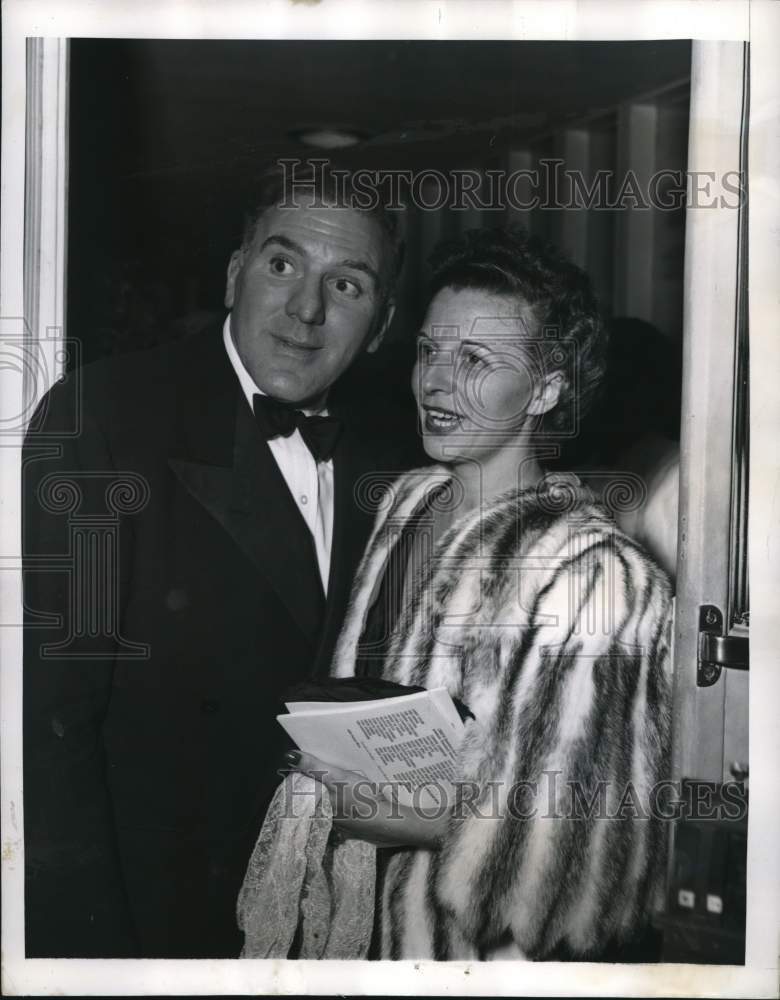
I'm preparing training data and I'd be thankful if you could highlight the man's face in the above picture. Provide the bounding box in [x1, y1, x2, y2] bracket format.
[225, 199, 393, 408]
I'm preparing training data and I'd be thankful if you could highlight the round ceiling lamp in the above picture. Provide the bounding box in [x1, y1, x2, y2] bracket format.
[290, 127, 365, 149]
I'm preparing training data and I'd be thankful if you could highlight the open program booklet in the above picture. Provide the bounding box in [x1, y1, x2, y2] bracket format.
[278, 687, 466, 809]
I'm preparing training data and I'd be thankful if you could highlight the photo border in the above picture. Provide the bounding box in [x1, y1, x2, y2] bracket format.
[2, 1, 777, 996]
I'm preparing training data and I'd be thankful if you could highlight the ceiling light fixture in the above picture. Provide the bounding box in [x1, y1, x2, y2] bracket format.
[291, 127, 365, 149]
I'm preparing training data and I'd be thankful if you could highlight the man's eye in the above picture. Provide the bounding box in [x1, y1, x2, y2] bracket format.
[269, 256, 295, 276]
[331, 277, 362, 299]
[419, 341, 437, 361]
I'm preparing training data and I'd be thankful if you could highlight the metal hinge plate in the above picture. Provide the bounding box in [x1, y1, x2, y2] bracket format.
[697, 604, 750, 687]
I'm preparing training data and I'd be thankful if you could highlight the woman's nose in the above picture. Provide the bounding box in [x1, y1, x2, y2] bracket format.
[420, 350, 455, 396]
[286, 274, 325, 325]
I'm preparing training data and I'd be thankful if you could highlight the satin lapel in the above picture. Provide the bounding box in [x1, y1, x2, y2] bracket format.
[312, 425, 378, 675]
[167, 333, 324, 646]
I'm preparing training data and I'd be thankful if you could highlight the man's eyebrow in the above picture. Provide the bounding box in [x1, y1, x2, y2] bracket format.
[258, 235, 380, 285]
[259, 234, 305, 256]
[339, 259, 380, 285]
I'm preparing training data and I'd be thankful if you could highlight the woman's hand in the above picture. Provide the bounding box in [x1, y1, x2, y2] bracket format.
[283, 751, 450, 849]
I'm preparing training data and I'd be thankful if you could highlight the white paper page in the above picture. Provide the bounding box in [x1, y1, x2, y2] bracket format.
[278, 689, 464, 807]
[284, 698, 376, 713]
[429, 687, 468, 733]
[285, 687, 465, 726]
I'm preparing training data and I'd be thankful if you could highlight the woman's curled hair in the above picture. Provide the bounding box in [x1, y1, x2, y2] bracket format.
[428, 226, 608, 435]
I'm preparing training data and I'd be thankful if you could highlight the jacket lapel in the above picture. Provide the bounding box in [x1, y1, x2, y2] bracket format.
[167, 328, 324, 646]
[312, 422, 378, 675]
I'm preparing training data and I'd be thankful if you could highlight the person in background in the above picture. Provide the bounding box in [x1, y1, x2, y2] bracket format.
[561, 316, 682, 580]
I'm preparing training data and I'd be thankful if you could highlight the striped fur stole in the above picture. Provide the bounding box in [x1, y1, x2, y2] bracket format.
[331, 466, 673, 960]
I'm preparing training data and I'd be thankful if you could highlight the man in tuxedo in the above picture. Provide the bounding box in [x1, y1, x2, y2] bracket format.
[22, 162, 406, 958]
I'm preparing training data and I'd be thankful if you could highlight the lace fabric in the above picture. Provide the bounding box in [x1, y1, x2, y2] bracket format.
[237, 772, 376, 959]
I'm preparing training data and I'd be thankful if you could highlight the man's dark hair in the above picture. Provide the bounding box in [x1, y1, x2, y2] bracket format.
[427, 226, 608, 435]
[241, 158, 405, 310]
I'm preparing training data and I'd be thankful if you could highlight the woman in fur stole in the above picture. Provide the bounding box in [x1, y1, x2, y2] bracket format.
[281, 226, 673, 961]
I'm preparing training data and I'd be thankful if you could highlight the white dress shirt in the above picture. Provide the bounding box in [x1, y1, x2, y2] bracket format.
[223, 316, 334, 595]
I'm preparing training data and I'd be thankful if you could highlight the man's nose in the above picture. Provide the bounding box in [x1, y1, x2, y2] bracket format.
[286, 274, 326, 325]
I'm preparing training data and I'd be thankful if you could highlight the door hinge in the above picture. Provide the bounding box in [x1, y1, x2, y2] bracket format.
[697, 604, 750, 687]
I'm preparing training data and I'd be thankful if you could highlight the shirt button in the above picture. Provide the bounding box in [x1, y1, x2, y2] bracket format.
[201, 699, 220, 716]
[300, 494, 308, 505]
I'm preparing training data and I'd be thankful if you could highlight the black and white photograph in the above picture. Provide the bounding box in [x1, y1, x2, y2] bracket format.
[1, 1, 778, 996]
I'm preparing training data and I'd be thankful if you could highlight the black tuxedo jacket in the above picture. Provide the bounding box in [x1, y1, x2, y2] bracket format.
[22, 327, 405, 958]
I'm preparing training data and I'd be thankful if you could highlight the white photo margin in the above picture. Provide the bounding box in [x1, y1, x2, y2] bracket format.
[1, 1, 777, 996]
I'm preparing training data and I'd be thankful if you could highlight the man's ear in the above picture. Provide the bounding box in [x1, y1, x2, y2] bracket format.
[527, 370, 565, 417]
[365, 300, 396, 355]
[224, 249, 245, 308]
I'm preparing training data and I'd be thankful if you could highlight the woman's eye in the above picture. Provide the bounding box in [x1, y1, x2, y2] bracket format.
[463, 350, 486, 368]
[331, 277, 362, 298]
[269, 256, 295, 276]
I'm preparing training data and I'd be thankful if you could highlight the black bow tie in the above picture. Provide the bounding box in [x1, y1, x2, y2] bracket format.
[252, 394, 342, 462]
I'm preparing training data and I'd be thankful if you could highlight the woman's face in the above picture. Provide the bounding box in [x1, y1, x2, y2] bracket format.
[412, 287, 548, 466]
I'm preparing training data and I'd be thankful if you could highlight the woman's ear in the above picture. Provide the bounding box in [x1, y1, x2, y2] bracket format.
[527, 370, 565, 417]
[224, 249, 245, 308]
